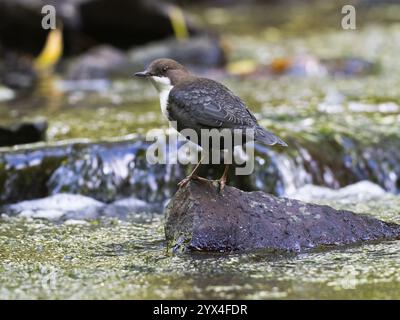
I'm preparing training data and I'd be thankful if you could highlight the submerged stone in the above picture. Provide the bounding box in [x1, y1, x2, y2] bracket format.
[165, 181, 400, 253]
[288, 181, 387, 203]
[2, 193, 159, 222]
[0, 0, 199, 56]
[65, 45, 130, 80]
[0, 121, 47, 147]
[102, 197, 163, 216]
[128, 36, 226, 73]
[4, 193, 104, 221]
[0, 144, 73, 204]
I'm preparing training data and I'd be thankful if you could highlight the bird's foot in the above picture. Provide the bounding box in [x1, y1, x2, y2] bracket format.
[217, 178, 227, 193]
[216, 164, 230, 193]
[177, 177, 191, 189]
[177, 175, 209, 188]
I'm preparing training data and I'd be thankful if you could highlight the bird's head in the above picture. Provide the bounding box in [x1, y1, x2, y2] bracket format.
[134, 58, 189, 92]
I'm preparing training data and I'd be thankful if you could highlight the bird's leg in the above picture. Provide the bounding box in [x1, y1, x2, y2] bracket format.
[218, 164, 230, 191]
[178, 156, 208, 188]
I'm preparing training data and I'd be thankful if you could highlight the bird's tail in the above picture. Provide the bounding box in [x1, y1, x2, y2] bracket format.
[254, 125, 287, 147]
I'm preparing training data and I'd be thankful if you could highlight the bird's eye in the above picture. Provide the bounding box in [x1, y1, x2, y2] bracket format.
[162, 66, 168, 72]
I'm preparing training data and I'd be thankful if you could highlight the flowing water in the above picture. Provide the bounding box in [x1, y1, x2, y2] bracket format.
[1, 193, 400, 299]
[0, 2, 400, 299]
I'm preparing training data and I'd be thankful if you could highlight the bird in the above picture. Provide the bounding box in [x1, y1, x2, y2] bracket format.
[134, 58, 287, 190]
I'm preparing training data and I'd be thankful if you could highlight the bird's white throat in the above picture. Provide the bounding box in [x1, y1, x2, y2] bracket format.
[151, 76, 174, 120]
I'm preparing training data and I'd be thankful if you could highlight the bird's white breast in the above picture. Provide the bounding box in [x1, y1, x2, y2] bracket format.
[151, 76, 174, 120]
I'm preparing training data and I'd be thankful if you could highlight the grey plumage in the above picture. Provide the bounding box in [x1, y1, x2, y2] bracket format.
[135, 58, 287, 188]
[168, 77, 287, 147]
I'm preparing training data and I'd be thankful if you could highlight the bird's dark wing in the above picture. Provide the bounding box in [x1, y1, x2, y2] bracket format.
[168, 77, 287, 147]
[168, 78, 257, 130]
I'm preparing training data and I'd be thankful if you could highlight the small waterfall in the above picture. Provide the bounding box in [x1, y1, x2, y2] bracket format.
[0, 133, 399, 208]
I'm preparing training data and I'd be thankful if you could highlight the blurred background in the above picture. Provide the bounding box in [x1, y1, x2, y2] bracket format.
[1, 0, 399, 203]
[1, 0, 400, 300]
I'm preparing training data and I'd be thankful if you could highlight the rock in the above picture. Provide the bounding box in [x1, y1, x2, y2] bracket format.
[5, 193, 104, 221]
[288, 181, 387, 203]
[64, 36, 227, 81]
[165, 181, 400, 252]
[2, 193, 159, 222]
[65, 45, 130, 80]
[128, 36, 226, 73]
[79, 0, 200, 49]
[101, 197, 163, 217]
[0, 0, 199, 56]
[0, 0, 49, 56]
[0, 143, 73, 204]
[0, 121, 47, 147]
[64, 219, 90, 225]
[0, 53, 37, 91]
[0, 86, 15, 102]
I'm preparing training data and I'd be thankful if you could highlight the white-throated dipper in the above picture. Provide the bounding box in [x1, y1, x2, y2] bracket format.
[135, 58, 287, 189]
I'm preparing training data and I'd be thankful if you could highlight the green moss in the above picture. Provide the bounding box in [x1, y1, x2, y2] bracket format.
[0, 194, 400, 300]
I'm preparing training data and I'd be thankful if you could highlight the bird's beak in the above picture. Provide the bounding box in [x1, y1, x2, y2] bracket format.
[134, 70, 150, 77]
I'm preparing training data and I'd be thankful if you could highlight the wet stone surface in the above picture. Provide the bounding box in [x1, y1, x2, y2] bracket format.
[165, 181, 400, 252]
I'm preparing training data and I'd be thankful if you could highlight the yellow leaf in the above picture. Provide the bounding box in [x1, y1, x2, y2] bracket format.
[34, 28, 63, 71]
[227, 59, 258, 76]
[167, 6, 189, 41]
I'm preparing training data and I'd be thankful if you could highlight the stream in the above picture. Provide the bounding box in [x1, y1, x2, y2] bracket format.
[0, 2, 400, 299]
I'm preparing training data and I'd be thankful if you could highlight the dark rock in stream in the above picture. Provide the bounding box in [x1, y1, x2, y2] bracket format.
[79, 0, 200, 50]
[0, 0, 50, 56]
[128, 36, 226, 73]
[0, 53, 38, 91]
[0, 0, 199, 56]
[0, 121, 47, 147]
[165, 181, 400, 252]
[0, 143, 72, 204]
[64, 36, 226, 81]
[65, 45, 130, 80]
[101, 197, 162, 216]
